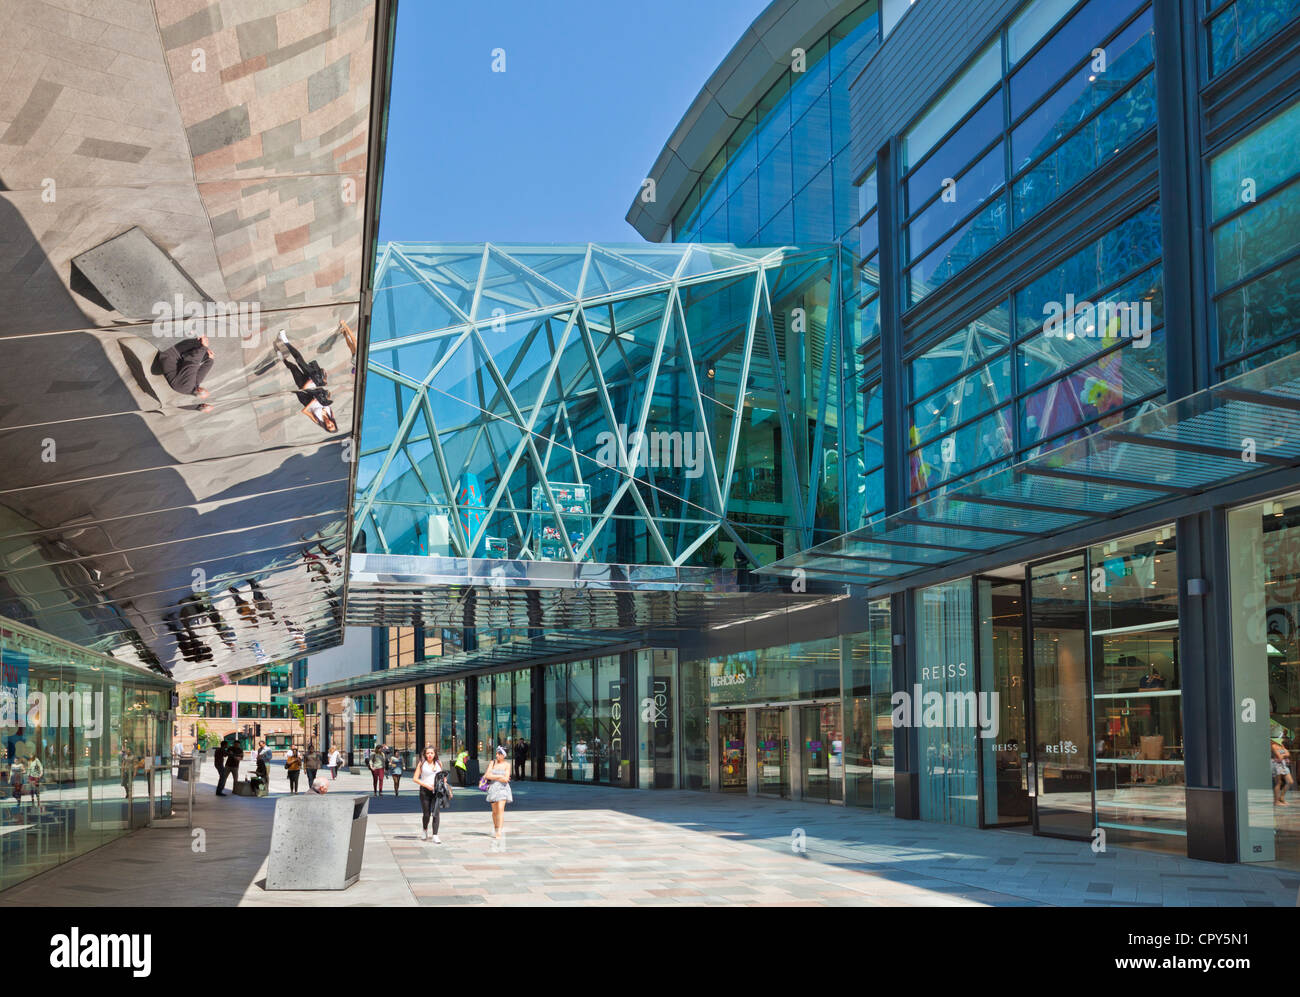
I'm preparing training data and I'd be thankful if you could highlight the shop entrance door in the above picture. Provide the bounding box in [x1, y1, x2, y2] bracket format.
[755, 708, 789, 798]
[977, 577, 1032, 827]
[718, 711, 747, 792]
[800, 702, 844, 802]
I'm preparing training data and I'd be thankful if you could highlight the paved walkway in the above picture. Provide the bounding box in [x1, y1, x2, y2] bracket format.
[1, 762, 1296, 906]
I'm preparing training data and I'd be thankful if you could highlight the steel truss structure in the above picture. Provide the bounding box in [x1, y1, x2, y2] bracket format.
[355, 242, 857, 571]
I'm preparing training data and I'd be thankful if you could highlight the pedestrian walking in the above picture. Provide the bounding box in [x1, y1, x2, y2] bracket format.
[482, 745, 513, 839]
[388, 749, 404, 796]
[454, 748, 468, 787]
[413, 746, 448, 843]
[304, 742, 320, 786]
[368, 745, 386, 796]
[285, 745, 302, 793]
[328, 746, 343, 778]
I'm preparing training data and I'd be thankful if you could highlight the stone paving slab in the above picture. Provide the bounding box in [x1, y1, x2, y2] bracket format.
[0, 763, 1296, 906]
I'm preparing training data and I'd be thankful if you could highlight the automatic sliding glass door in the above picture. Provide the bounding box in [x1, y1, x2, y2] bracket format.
[756, 709, 789, 798]
[718, 711, 747, 792]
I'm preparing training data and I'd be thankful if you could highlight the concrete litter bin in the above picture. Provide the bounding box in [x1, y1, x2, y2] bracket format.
[266, 794, 369, 890]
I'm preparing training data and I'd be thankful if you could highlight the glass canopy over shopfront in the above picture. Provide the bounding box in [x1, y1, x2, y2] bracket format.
[763, 349, 1300, 592]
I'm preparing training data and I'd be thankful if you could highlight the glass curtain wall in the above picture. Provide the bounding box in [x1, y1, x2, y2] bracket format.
[1229, 491, 1300, 870]
[908, 203, 1165, 500]
[672, 3, 880, 246]
[1, 618, 173, 892]
[384, 687, 417, 765]
[1210, 97, 1300, 377]
[843, 602, 893, 810]
[915, 580, 979, 826]
[900, 0, 1157, 304]
[1207, 0, 1300, 77]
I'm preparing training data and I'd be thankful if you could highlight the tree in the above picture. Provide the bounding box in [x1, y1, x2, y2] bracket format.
[287, 702, 307, 747]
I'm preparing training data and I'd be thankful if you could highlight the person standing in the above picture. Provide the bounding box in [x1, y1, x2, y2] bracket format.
[413, 746, 446, 843]
[228, 740, 245, 793]
[285, 745, 302, 794]
[388, 749, 404, 797]
[368, 744, 386, 796]
[8, 755, 24, 809]
[483, 745, 513, 839]
[255, 740, 270, 785]
[454, 747, 468, 787]
[328, 746, 343, 779]
[213, 740, 227, 791]
[26, 754, 42, 807]
[303, 742, 320, 786]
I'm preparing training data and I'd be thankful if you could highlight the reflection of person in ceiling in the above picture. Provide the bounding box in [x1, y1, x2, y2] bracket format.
[180, 593, 236, 650]
[164, 612, 212, 664]
[157, 335, 215, 412]
[275, 330, 337, 433]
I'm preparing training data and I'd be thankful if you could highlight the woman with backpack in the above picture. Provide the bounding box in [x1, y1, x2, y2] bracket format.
[413, 746, 449, 843]
[285, 744, 302, 794]
[275, 330, 337, 433]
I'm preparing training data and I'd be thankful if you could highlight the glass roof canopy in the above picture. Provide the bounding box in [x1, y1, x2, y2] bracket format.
[761, 349, 1300, 590]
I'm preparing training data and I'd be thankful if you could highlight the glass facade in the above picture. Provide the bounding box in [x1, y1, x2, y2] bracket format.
[671, 4, 880, 248]
[908, 202, 1165, 498]
[1207, 0, 1300, 77]
[900, 0, 1157, 305]
[360, 243, 851, 567]
[1210, 96, 1300, 377]
[1, 618, 173, 892]
[541, 656, 627, 785]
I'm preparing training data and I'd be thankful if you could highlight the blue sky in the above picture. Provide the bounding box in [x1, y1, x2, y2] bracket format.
[377, 1, 764, 244]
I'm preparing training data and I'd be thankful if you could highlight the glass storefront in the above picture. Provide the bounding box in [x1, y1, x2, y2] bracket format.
[1024, 528, 1184, 850]
[541, 656, 627, 785]
[916, 579, 980, 826]
[1230, 492, 1300, 870]
[636, 650, 677, 789]
[1030, 553, 1095, 838]
[1, 617, 174, 892]
[1089, 527, 1183, 850]
[683, 628, 886, 806]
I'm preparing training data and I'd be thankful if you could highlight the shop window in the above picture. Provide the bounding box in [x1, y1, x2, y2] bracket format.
[1229, 493, 1300, 870]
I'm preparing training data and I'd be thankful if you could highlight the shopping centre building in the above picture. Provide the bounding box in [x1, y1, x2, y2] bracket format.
[295, 0, 1300, 875]
[4, 0, 1300, 895]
